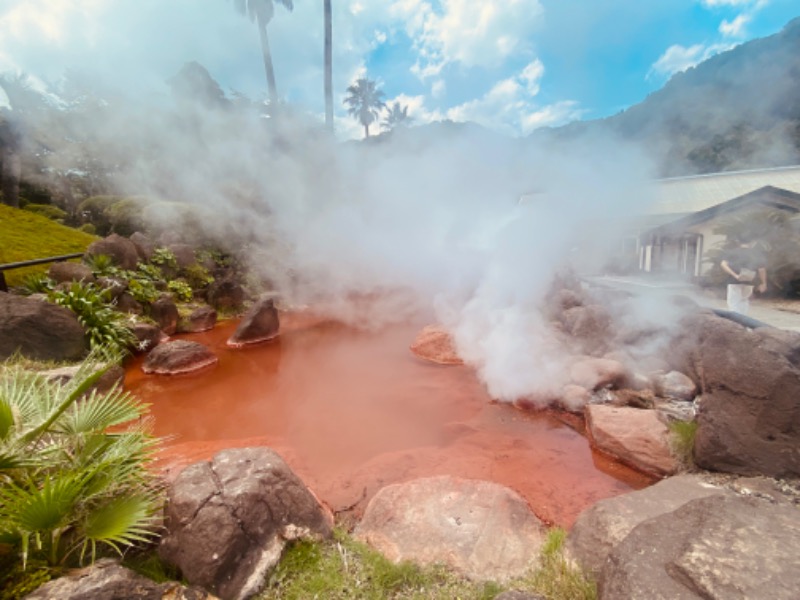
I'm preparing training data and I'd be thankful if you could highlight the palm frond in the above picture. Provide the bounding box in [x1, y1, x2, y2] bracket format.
[58, 387, 143, 435]
[79, 494, 160, 564]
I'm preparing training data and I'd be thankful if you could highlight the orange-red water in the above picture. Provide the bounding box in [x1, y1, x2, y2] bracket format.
[125, 313, 653, 528]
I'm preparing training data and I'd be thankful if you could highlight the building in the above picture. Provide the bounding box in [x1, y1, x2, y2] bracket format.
[638, 165, 800, 277]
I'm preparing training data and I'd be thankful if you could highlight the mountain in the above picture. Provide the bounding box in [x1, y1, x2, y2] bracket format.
[533, 17, 800, 177]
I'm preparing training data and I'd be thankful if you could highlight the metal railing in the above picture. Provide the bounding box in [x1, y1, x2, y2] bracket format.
[0, 252, 85, 292]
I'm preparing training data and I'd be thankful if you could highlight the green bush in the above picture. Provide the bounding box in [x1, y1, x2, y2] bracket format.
[105, 198, 150, 237]
[48, 282, 136, 354]
[22, 204, 67, 222]
[77, 196, 121, 235]
[183, 263, 214, 290]
[19, 273, 54, 295]
[167, 280, 193, 302]
[84, 253, 119, 277]
[78, 223, 97, 235]
[127, 277, 160, 306]
[0, 356, 163, 569]
[150, 248, 177, 270]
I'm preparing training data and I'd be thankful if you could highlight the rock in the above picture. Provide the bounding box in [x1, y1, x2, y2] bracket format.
[130, 231, 155, 261]
[143, 340, 217, 375]
[654, 370, 697, 400]
[180, 306, 217, 333]
[47, 261, 94, 284]
[561, 304, 612, 355]
[227, 297, 279, 348]
[654, 398, 696, 423]
[116, 292, 143, 315]
[566, 474, 724, 577]
[354, 475, 545, 582]
[409, 325, 463, 365]
[569, 358, 628, 391]
[688, 314, 800, 477]
[159, 447, 332, 600]
[41, 363, 124, 394]
[608, 388, 655, 409]
[24, 558, 213, 600]
[0, 292, 88, 361]
[151, 296, 179, 335]
[168, 243, 197, 269]
[86, 233, 139, 270]
[131, 322, 164, 353]
[559, 384, 591, 412]
[601, 494, 800, 599]
[97, 276, 127, 300]
[207, 278, 245, 312]
[586, 405, 679, 477]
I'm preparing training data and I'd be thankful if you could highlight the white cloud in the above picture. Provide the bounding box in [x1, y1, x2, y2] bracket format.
[431, 79, 446, 98]
[390, 0, 544, 78]
[521, 100, 583, 132]
[648, 42, 734, 78]
[719, 13, 750, 37]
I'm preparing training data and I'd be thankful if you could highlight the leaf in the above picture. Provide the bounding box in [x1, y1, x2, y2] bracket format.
[59, 388, 142, 435]
[79, 495, 159, 562]
[0, 473, 85, 533]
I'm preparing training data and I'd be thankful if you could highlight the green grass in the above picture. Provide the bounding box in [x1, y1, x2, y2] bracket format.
[0, 204, 98, 287]
[669, 420, 699, 467]
[257, 527, 595, 600]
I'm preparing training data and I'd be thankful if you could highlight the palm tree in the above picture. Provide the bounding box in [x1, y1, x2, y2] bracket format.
[232, 0, 294, 107]
[382, 101, 411, 132]
[323, 0, 333, 131]
[343, 78, 386, 138]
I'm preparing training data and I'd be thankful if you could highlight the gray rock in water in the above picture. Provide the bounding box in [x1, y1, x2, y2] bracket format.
[227, 297, 279, 348]
[142, 340, 217, 375]
[600, 493, 800, 599]
[180, 306, 217, 333]
[354, 475, 546, 582]
[159, 447, 332, 600]
[0, 292, 88, 361]
[24, 558, 213, 600]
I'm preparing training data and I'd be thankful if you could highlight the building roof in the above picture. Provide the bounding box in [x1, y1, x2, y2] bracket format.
[645, 185, 800, 237]
[650, 165, 800, 215]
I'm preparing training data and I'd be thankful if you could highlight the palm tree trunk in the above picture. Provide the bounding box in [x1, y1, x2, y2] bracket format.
[324, 0, 333, 131]
[364, 123, 369, 138]
[256, 15, 279, 107]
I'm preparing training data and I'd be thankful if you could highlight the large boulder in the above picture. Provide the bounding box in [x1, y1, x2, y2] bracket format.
[586, 405, 679, 477]
[142, 340, 217, 375]
[130, 231, 155, 261]
[24, 558, 213, 600]
[179, 306, 217, 333]
[653, 370, 696, 400]
[86, 233, 139, 270]
[0, 292, 88, 361]
[560, 304, 612, 355]
[131, 322, 164, 353]
[48, 261, 95, 284]
[569, 357, 628, 391]
[159, 447, 332, 600]
[227, 297, 279, 348]
[354, 475, 546, 582]
[566, 474, 724, 578]
[600, 493, 800, 599]
[685, 314, 800, 477]
[151, 296, 180, 335]
[207, 277, 245, 312]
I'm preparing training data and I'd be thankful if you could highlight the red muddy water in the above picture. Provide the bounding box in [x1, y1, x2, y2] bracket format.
[125, 312, 654, 528]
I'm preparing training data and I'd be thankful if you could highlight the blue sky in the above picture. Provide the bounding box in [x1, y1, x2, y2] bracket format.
[0, 0, 797, 139]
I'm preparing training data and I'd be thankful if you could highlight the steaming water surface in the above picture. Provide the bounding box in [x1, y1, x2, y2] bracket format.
[125, 313, 653, 527]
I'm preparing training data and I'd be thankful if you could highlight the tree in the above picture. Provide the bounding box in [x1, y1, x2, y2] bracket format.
[323, 0, 333, 131]
[343, 78, 385, 138]
[382, 101, 411, 132]
[232, 0, 294, 107]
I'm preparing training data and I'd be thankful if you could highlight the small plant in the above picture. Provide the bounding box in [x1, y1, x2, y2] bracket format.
[669, 420, 699, 467]
[19, 273, 54, 295]
[183, 263, 214, 290]
[167, 280, 193, 302]
[150, 248, 177, 270]
[127, 277, 160, 305]
[0, 355, 163, 570]
[48, 282, 136, 354]
[135, 262, 163, 282]
[84, 253, 119, 277]
[519, 528, 597, 600]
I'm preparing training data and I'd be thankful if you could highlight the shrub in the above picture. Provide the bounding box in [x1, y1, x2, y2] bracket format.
[48, 282, 136, 354]
[78, 223, 97, 235]
[105, 198, 149, 237]
[150, 248, 177, 270]
[167, 280, 193, 302]
[77, 196, 121, 235]
[84, 253, 119, 277]
[19, 273, 54, 295]
[127, 277, 160, 306]
[183, 263, 214, 290]
[0, 356, 163, 570]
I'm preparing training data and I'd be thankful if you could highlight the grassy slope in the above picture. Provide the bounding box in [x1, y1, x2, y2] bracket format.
[0, 204, 98, 287]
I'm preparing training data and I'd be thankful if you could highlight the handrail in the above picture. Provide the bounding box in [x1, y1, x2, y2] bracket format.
[0, 252, 85, 292]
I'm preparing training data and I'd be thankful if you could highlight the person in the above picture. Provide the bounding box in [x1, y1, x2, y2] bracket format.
[720, 236, 767, 315]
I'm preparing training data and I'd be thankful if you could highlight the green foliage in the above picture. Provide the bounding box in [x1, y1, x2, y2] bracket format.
[77, 196, 121, 235]
[519, 528, 597, 600]
[104, 198, 149, 237]
[0, 558, 53, 600]
[122, 550, 179, 584]
[84, 253, 119, 277]
[167, 280, 193, 302]
[48, 282, 136, 354]
[261, 529, 503, 600]
[0, 204, 97, 287]
[79, 223, 97, 235]
[135, 262, 163, 282]
[126, 276, 160, 306]
[669, 420, 699, 467]
[183, 263, 214, 290]
[22, 204, 67, 222]
[19, 273, 54, 296]
[150, 248, 177, 269]
[0, 356, 163, 570]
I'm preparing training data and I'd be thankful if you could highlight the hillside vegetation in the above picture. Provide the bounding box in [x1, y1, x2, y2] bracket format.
[0, 204, 97, 286]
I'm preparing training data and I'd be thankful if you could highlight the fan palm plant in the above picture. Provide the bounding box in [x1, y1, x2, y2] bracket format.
[232, 0, 294, 107]
[344, 77, 386, 138]
[382, 101, 411, 132]
[0, 354, 162, 569]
